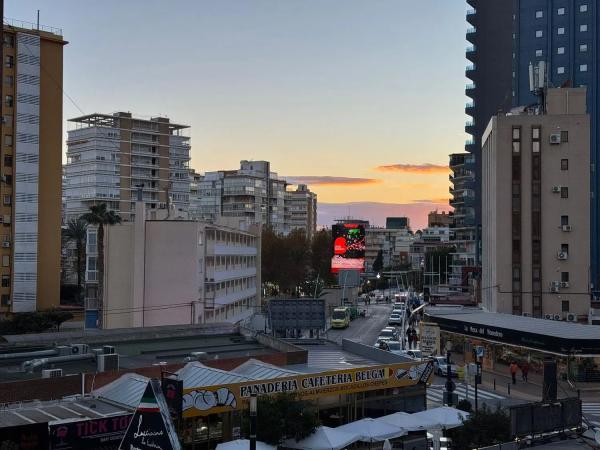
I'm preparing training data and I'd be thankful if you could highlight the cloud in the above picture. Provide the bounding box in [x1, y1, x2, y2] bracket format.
[374, 163, 449, 174]
[286, 176, 382, 186]
[318, 201, 452, 231]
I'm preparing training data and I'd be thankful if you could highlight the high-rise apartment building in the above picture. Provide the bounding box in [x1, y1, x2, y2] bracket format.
[284, 184, 317, 240]
[385, 217, 410, 230]
[64, 112, 191, 221]
[512, 0, 600, 288]
[0, 22, 66, 313]
[482, 88, 590, 319]
[191, 161, 287, 234]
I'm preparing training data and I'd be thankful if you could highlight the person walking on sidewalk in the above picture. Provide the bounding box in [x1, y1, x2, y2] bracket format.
[510, 361, 518, 384]
[521, 362, 529, 382]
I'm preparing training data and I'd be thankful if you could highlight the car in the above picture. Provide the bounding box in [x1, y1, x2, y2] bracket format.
[388, 314, 402, 326]
[331, 307, 351, 329]
[392, 308, 405, 316]
[401, 349, 423, 360]
[394, 302, 406, 310]
[378, 340, 403, 352]
[433, 356, 458, 377]
[377, 327, 398, 342]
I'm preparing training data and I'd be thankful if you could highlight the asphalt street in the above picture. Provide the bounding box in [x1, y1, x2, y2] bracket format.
[326, 302, 394, 345]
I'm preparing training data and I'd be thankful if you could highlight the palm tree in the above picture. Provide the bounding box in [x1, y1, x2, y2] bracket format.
[81, 204, 121, 328]
[63, 218, 88, 305]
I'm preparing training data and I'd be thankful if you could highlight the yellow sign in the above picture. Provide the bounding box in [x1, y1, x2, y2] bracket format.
[182, 360, 434, 418]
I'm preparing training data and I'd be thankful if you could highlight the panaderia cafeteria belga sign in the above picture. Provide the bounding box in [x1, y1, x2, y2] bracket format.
[182, 361, 434, 418]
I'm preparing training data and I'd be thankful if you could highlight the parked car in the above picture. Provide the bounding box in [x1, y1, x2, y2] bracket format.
[400, 349, 423, 360]
[388, 314, 403, 326]
[392, 308, 405, 316]
[433, 356, 458, 377]
[376, 327, 398, 343]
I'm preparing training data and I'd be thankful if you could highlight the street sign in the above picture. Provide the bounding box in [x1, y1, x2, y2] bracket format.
[475, 346, 485, 358]
[419, 322, 440, 356]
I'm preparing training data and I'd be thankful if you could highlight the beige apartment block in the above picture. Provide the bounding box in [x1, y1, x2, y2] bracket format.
[284, 184, 317, 240]
[102, 202, 261, 329]
[482, 88, 590, 320]
[0, 22, 66, 314]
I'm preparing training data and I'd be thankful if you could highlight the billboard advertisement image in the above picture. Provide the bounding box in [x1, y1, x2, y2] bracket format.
[331, 223, 365, 273]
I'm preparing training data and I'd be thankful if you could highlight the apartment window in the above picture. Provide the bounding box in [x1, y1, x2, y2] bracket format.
[1, 294, 9, 305]
[3, 115, 12, 127]
[557, 47, 565, 54]
[4, 95, 12, 108]
[4, 55, 12, 68]
[3, 195, 11, 206]
[580, 24, 588, 32]
[561, 158, 569, 170]
[561, 215, 569, 226]
[536, 49, 543, 57]
[4, 75, 12, 86]
[512, 128, 521, 140]
[561, 272, 570, 282]
[562, 301, 570, 312]
[2, 255, 9, 267]
[4, 175, 12, 185]
[580, 64, 588, 72]
[557, 27, 565, 35]
[558, 7, 565, 15]
[87, 256, 97, 271]
[561, 130, 569, 142]
[561, 187, 569, 198]
[1, 276, 9, 288]
[557, 67, 565, 74]
[3, 135, 12, 147]
[536, 30, 543, 38]
[536, 10, 544, 18]
[532, 141, 540, 153]
[581, 4, 588, 12]
[580, 44, 588, 52]
[3, 35, 13, 48]
[561, 243, 569, 253]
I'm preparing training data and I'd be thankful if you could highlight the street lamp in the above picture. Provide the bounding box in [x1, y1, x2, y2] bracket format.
[444, 341, 455, 407]
[249, 393, 257, 450]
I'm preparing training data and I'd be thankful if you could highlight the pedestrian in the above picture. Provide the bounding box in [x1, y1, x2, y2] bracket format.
[510, 361, 518, 385]
[521, 361, 529, 382]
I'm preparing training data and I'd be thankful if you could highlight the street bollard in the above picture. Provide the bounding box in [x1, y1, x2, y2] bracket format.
[508, 383, 511, 396]
[493, 378, 496, 390]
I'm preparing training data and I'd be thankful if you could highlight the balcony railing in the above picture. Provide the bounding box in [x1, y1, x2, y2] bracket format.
[466, 27, 476, 35]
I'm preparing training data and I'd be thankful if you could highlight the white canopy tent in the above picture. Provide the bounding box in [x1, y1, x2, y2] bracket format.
[410, 406, 469, 430]
[284, 426, 360, 450]
[337, 417, 406, 443]
[215, 439, 276, 450]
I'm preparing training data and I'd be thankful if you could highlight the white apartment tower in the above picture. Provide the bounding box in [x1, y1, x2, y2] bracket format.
[284, 184, 317, 239]
[64, 112, 191, 221]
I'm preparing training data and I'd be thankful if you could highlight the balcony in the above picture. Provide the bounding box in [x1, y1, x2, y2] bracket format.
[466, 45, 476, 61]
[465, 64, 476, 75]
[465, 101, 475, 114]
[465, 83, 476, 96]
[466, 27, 476, 43]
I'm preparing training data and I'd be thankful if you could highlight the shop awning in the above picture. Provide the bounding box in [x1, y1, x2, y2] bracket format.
[215, 439, 275, 450]
[425, 308, 600, 355]
[283, 426, 360, 450]
[337, 417, 406, 442]
[376, 407, 469, 432]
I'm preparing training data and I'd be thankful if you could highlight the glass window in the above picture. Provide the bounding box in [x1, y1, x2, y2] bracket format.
[3, 35, 14, 48]
[536, 30, 543, 38]
[580, 44, 588, 52]
[558, 27, 565, 35]
[2, 255, 9, 267]
[562, 301, 570, 312]
[561, 130, 569, 142]
[557, 47, 565, 54]
[581, 24, 588, 32]
[3, 195, 10, 206]
[4, 55, 12, 68]
[3, 135, 11, 147]
[4, 95, 12, 108]
[561, 215, 569, 226]
[536, 10, 543, 18]
[580, 64, 588, 72]
[532, 141, 540, 153]
[1, 275, 9, 288]
[580, 4, 588, 12]
[4, 75, 12, 86]
[536, 49, 543, 57]
[532, 127, 541, 139]
[512, 127, 521, 139]
[557, 66, 565, 74]
[558, 7, 565, 15]
[561, 159, 569, 170]
[561, 186, 569, 198]
[561, 272, 570, 282]
[561, 243, 569, 253]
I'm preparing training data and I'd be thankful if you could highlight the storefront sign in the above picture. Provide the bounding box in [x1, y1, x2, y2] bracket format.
[182, 360, 433, 418]
[51, 415, 132, 450]
[419, 322, 440, 356]
[1, 423, 49, 450]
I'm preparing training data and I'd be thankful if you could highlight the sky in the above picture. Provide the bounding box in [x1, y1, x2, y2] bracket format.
[9, 1, 467, 230]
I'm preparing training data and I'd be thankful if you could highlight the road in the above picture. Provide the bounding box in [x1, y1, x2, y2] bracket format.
[326, 303, 394, 345]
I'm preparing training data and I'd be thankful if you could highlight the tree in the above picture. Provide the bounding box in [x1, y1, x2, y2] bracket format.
[81, 204, 121, 328]
[244, 392, 320, 446]
[261, 227, 286, 294]
[0, 310, 74, 334]
[63, 218, 88, 305]
[310, 229, 335, 285]
[446, 405, 510, 450]
[280, 229, 310, 294]
[372, 249, 384, 273]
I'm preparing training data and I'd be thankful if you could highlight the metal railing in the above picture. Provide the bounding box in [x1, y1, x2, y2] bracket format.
[4, 17, 62, 36]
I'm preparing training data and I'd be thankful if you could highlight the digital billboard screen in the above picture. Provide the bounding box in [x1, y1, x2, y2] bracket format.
[331, 223, 365, 273]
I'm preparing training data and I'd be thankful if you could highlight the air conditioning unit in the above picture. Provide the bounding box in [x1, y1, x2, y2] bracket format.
[551, 286, 560, 293]
[554, 314, 562, 321]
[566, 313, 577, 322]
[544, 314, 554, 320]
[560, 282, 570, 288]
[562, 225, 572, 232]
[102, 345, 116, 355]
[3, 215, 10, 224]
[70, 344, 89, 355]
[522, 312, 531, 317]
[97, 353, 119, 372]
[552, 186, 561, 193]
[552, 281, 561, 288]
[2, 241, 10, 248]
[557, 252, 568, 260]
[550, 133, 562, 144]
[42, 368, 63, 379]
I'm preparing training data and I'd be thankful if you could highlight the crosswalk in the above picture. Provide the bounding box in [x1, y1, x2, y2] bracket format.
[582, 403, 600, 428]
[427, 384, 506, 406]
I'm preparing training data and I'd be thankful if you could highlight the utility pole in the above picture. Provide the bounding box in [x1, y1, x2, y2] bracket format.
[249, 393, 257, 450]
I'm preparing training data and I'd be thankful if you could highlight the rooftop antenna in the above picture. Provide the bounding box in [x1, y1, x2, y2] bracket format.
[528, 60, 547, 114]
